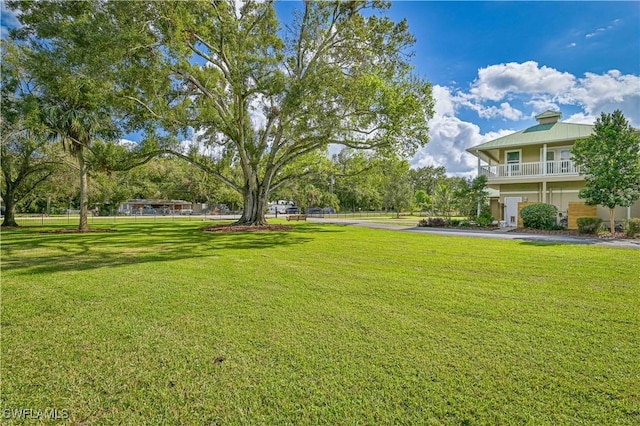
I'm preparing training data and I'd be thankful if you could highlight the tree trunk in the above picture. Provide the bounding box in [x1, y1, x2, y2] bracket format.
[236, 183, 269, 226]
[78, 150, 89, 231]
[1, 190, 19, 227]
[609, 208, 616, 236]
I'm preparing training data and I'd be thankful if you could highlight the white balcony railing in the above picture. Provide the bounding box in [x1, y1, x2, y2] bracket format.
[480, 160, 580, 179]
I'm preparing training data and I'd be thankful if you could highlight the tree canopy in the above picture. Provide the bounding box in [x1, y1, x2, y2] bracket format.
[0, 40, 64, 226]
[113, 0, 435, 225]
[572, 109, 640, 234]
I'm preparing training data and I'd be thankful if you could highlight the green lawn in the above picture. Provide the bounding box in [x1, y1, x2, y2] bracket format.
[1, 221, 638, 424]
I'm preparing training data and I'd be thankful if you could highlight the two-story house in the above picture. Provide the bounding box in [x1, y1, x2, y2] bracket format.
[466, 110, 640, 228]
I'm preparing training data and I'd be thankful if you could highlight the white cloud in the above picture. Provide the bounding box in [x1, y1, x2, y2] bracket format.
[457, 62, 639, 127]
[411, 114, 514, 176]
[564, 113, 596, 125]
[478, 102, 523, 121]
[585, 28, 606, 39]
[432, 85, 456, 117]
[469, 61, 575, 102]
[419, 86, 507, 176]
[584, 19, 621, 39]
[524, 98, 560, 116]
[117, 139, 138, 150]
[563, 70, 640, 126]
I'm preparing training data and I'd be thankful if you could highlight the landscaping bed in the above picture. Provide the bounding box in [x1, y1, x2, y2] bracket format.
[510, 227, 640, 239]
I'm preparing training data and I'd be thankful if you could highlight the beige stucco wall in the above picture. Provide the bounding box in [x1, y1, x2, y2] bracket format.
[597, 202, 640, 222]
[547, 182, 583, 213]
[498, 183, 541, 205]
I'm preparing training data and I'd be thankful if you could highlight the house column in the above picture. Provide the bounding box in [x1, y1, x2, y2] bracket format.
[542, 144, 547, 176]
[542, 181, 547, 203]
[477, 155, 481, 177]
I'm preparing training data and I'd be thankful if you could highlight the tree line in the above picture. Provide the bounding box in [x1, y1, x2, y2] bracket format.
[3, 139, 490, 223]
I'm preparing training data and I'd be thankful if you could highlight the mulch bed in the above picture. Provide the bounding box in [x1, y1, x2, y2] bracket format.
[510, 228, 581, 237]
[201, 224, 294, 233]
[418, 225, 499, 231]
[510, 228, 640, 240]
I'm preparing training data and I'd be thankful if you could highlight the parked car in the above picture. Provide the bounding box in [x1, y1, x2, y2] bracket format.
[285, 206, 300, 214]
[136, 206, 158, 215]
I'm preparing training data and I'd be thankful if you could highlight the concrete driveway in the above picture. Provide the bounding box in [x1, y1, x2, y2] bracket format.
[307, 217, 640, 249]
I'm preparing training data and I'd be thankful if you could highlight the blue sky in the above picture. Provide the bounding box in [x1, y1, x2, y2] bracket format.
[371, 1, 640, 176]
[3, 1, 639, 177]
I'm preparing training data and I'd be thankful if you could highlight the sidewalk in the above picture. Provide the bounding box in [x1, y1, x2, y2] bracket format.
[307, 217, 640, 249]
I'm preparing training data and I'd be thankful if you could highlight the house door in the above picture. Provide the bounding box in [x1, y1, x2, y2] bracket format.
[504, 197, 522, 227]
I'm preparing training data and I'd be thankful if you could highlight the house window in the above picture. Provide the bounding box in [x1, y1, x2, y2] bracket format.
[506, 150, 521, 175]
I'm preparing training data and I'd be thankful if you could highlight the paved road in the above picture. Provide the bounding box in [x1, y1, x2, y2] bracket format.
[308, 217, 640, 249]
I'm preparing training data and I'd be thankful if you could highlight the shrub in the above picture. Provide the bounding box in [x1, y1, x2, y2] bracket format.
[624, 218, 640, 237]
[520, 203, 558, 230]
[449, 219, 461, 227]
[418, 217, 448, 227]
[476, 210, 494, 227]
[459, 221, 472, 227]
[577, 217, 603, 234]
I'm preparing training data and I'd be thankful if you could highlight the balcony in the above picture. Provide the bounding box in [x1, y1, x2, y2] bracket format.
[479, 160, 581, 180]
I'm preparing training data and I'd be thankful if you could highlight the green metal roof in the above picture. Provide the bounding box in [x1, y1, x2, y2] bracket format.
[468, 121, 594, 152]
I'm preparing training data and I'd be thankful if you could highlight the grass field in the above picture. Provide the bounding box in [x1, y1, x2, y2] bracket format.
[1, 221, 639, 424]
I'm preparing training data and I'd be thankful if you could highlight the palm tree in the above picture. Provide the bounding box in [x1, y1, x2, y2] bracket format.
[41, 102, 108, 231]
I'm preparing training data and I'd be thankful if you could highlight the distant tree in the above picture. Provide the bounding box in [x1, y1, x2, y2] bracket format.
[0, 41, 63, 227]
[382, 158, 413, 218]
[332, 149, 383, 211]
[454, 175, 489, 220]
[384, 178, 414, 218]
[572, 110, 640, 234]
[434, 182, 455, 219]
[408, 166, 447, 194]
[414, 189, 430, 212]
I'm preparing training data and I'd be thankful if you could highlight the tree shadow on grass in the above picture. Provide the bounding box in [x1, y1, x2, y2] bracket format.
[1, 222, 342, 275]
[516, 238, 598, 247]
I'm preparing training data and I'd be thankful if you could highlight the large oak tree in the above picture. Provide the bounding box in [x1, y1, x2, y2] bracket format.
[117, 0, 434, 225]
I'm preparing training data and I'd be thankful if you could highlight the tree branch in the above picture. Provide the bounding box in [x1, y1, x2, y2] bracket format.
[167, 149, 242, 193]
